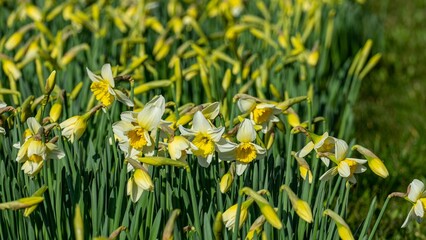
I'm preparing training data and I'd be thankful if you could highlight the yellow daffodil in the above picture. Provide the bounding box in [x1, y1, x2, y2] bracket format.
[127, 165, 154, 203]
[400, 179, 426, 228]
[319, 139, 367, 184]
[237, 98, 281, 133]
[15, 118, 65, 176]
[222, 198, 254, 231]
[87, 63, 133, 107]
[280, 185, 313, 223]
[217, 119, 266, 175]
[179, 111, 224, 167]
[113, 95, 165, 157]
[323, 209, 354, 240]
[292, 152, 313, 183]
[168, 135, 197, 161]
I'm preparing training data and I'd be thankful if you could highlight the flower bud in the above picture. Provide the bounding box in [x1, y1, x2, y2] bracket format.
[44, 70, 56, 95]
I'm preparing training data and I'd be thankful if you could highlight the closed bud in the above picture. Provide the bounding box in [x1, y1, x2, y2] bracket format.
[213, 212, 224, 240]
[280, 185, 313, 223]
[44, 70, 56, 95]
[0, 196, 44, 210]
[50, 101, 62, 122]
[323, 209, 354, 240]
[352, 145, 389, 178]
[162, 209, 180, 240]
[220, 172, 233, 193]
[5, 32, 24, 50]
[74, 205, 84, 240]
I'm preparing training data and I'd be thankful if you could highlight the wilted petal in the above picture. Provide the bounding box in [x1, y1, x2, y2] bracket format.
[114, 89, 134, 107]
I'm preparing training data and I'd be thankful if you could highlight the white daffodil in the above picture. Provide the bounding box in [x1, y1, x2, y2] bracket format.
[15, 118, 65, 176]
[237, 98, 281, 133]
[127, 166, 154, 202]
[113, 95, 165, 157]
[87, 63, 133, 107]
[60, 115, 88, 143]
[168, 136, 197, 161]
[401, 179, 426, 228]
[217, 119, 266, 175]
[179, 111, 224, 167]
[319, 139, 367, 184]
[296, 130, 334, 167]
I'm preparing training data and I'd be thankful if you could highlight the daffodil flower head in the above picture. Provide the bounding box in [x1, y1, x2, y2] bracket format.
[217, 119, 266, 175]
[127, 166, 154, 203]
[15, 118, 65, 176]
[113, 95, 165, 156]
[168, 135, 197, 161]
[87, 63, 133, 107]
[179, 111, 224, 167]
[236, 97, 281, 133]
[319, 139, 367, 184]
[296, 129, 333, 166]
[401, 179, 426, 228]
[222, 198, 254, 231]
[60, 115, 88, 143]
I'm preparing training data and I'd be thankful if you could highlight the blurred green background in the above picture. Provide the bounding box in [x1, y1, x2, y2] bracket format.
[354, 0, 426, 238]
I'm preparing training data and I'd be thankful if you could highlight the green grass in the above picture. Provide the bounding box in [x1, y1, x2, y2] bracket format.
[354, 0, 426, 238]
[0, 0, 406, 239]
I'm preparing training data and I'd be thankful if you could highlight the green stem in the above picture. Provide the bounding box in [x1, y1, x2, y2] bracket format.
[186, 167, 202, 239]
[232, 176, 244, 240]
[368, 197, 391, 240]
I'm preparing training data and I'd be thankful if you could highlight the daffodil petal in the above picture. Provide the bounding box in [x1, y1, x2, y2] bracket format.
[402, 207, 415, 228]
[192, 111, 212, 132]
[415, 200, 424, 217]
[236, 162, 248, 176]
[319, 167, 338, 181]
[297, 141, 315, 158]
[334, 139, 348, 162]
[337, 161, 350, 178]
[101, 63, 115, 87]
[27, 117, 41, 135]
[237, 119, 256, 143]
[86, 67, 101, 82]
[408, 179, 425, 202]
[114, 89, 134, 107]
[208, 127, 225, 142]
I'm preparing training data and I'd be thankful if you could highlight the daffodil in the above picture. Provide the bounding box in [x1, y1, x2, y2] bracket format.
[60, 115, 88, 143]
[179, 111, 224, 167]
[87, 63, 133, 107]
[292, 152, 313, 183]
[217, 119, 266, 175]
[15, 118, 65, 176]
[222, 198, 254, 231]
[352, 145, 389, 178]
[127, 166, 154, 202]
[168, 135, 197, 161]
[319, 139, 367, 184]
[296, 129, 334, 166]
[113, 95, 165, 157]
[237, 98, 281, 133]
[400, 179, 426, 228]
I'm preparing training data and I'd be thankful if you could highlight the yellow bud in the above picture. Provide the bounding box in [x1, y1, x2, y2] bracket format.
[5, 31, 24, 50]
[60, 44, 89, 67]
[307, 50, 319, 66]
[137, 157, 188, 169]
[222, 69, 232, 92]
[70, 82, 83, 100]
[280, 185, 313, 223]
[134, 80, 171, 95]
[222, 199, 254, 231]
[323, 209, 354, 240]
[162, 209, 180, 240]
[246, 215, 266, 240]
[0, 197, 44, 210]
[24, 186, 47, 217]
[25, 5, 42, 21]
[50, 101, 62, 122]
[2, 60, 22, 80]
[44, 70, 56, 95]
[213, 212, 224, 239]
[241, 187, 282, 229]
[74, 205, 84, 240]
[220, 172, 233, 193]
[352, 145, 388, 178]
